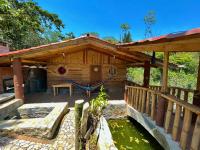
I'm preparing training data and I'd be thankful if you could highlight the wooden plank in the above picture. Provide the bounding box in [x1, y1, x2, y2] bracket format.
[172, 104, 181, 140]
[164, 101, 173, 133]
[145, 91, 150, 115]
[191, 115, 200, 150]
[141, 90, 146, 113]
[151, 93, 156, 120]
[135, 88, 139, 108]
[180, 109, 192, 150]
[138, 89, 143, 111]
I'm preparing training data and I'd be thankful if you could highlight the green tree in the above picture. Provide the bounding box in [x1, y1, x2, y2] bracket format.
[120, 23, 132, 43]
[0, 0, 64, 49]
[65, 32, 76, 40]
[81, 32, 99, 37]
[103, 36, 119, 44]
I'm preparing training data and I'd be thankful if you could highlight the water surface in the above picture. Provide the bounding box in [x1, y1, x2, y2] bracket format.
[108, 117, 164, 150]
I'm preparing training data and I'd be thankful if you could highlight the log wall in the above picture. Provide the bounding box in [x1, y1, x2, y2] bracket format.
[47, 49, 127, 88]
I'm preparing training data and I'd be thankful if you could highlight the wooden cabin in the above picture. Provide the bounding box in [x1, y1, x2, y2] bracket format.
[0, 35, 168, 97]
[0, 28, 200, 150]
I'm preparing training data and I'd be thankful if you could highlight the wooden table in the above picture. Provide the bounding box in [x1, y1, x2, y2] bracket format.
[52, 83, 72, 96]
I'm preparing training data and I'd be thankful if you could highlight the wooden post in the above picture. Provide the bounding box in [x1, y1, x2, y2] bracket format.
[75, 100, 84, 150]
[12, 57, 24, 101]
[145, 91, 150, 115]
[143, 61, 151, 88]
[172, 104, 181, 140]
[180, 109, 192, 150]
[81, 102, 89, 138]
[197, 55, 200, 92]
[191, 115, 200, 150]
[156, 51, 169, 126]
[192, 55, 200, 122]
[151, 92, 156, 120]
[164, 101, 173, 133]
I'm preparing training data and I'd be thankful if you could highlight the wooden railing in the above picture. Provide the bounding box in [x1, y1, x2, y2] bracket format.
[150, 85, 195, 104]
[125, 86, 200, 150]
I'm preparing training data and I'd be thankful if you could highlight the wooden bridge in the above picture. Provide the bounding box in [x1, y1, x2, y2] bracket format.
[125, 85, 200, 150]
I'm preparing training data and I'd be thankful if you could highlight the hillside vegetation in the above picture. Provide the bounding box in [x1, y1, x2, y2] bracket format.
[127, 52, 199, 90]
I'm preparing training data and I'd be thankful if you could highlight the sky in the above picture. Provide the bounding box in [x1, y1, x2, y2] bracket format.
[36, 0, 200, 40]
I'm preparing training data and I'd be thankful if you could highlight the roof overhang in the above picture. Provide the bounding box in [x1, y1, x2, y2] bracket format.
[118, 28, 200, 52]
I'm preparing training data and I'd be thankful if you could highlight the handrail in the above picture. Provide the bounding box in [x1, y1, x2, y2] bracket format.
[125, 85, 200, 150]
[150, 85, 195, 93]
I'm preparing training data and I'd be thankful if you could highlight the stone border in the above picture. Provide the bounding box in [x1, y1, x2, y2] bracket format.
[0, 99, 23, 120]
[0, 102, 68, 139]
[94, 116, 117, 150]
[0, 93, 15, 104]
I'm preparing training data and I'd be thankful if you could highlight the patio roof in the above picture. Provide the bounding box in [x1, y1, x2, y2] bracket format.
[118, 27, 200, 52]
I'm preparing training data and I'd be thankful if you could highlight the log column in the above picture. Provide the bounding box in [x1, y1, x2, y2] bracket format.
[193, 55, 200, 107]
[143, 61, 150, 88]
[156, 51, 169, 126]
[12, 57, 24, 101]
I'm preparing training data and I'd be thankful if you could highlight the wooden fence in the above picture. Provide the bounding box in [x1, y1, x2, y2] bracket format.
[150, 85, 195, 104]
[125, 85, 200, 150]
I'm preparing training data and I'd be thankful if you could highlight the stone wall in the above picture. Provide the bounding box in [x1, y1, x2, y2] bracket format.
[103, 100, 127, 119]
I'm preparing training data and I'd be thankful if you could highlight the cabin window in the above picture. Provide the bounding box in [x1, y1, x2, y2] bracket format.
[109, 66, 117, 76]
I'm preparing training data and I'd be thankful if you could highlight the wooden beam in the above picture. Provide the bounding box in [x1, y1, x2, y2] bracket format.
[120, 38, 200, 52]
[21, 59, 47, 65]
[143, 61, 151, 87]
[162, 51, 169, 93]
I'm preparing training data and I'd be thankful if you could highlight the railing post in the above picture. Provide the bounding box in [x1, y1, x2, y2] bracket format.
[172, 104, 181, 140]
[151, 92, 156, 120]
[145, 91, 150, 115]
[191, 115, 200, 150]
[164, 101, 173, 133]
[180, 109, 192, 150]
[141, 89, 146, 113]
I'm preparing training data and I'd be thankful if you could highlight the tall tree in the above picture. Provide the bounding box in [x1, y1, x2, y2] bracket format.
[144, 10, 156, 63]
[0, 0, 64, 49]
[120, 23, 132, 43]
[144, 10, 156, 38]
[65, 32, 76, 40]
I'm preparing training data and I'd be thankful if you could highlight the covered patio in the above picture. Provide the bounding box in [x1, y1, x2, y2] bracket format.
[0, 28, 199, 150]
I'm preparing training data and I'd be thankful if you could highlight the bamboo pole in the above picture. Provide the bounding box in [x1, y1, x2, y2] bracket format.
[180, 109, 192, 150]
[172, 104, 181, 140]
[145, 91, 150, 115]
[191, 115, 200, 150]
[75, 100, 84, 150]
[151, 93, 156, 120]
[141, 90, 146, 113]
[135, 89, 139, 109]
[164, 101, 173, 133]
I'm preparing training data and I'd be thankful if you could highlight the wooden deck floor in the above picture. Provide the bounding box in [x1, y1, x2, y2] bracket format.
[24, 87, 124, 107]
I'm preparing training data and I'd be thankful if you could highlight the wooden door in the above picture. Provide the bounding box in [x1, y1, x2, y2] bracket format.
[90, 65, 102, 83]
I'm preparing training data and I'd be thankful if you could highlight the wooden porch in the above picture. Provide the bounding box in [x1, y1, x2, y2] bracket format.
[24, 84, 124, 107]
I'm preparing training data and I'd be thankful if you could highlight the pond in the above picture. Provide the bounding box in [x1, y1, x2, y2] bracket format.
[108, 117, 164, 150]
